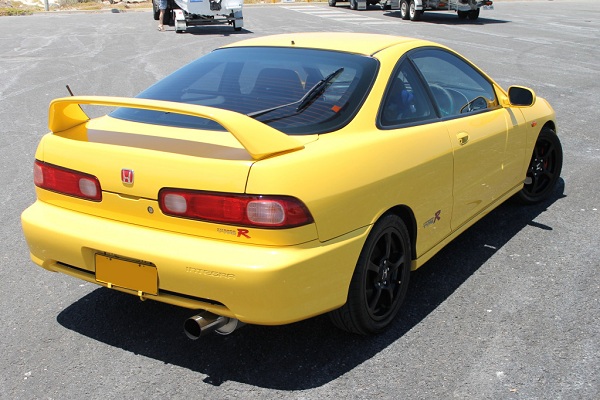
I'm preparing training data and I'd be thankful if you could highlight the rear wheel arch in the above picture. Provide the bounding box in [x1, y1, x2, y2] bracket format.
[329, 209, 414, 334]
[384, 205, 417, 262]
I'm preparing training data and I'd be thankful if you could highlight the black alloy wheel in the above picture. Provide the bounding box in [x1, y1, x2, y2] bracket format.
[329, 214, 411, 335]
[517, 127, 563, 204]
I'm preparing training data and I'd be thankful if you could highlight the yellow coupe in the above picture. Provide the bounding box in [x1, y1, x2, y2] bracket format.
[21, 33, 562, 338]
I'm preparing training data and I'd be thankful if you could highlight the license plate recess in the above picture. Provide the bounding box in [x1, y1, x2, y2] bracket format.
[95, 254, 158, 295]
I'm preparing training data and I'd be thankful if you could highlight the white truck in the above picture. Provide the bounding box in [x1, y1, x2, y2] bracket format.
[328, 0, 493, 21]
[395, 0, 493, 21]
[152, 0, 243, 33]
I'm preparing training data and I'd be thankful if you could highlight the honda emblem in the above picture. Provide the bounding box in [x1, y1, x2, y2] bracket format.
[121, 169, 134, 184]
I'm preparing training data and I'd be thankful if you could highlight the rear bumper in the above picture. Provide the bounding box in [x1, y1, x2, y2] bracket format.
[21, 201, 367, 325]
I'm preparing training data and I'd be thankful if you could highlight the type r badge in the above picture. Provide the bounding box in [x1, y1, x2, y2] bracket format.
[423, 210, 441, 228]
[121, 169, 134, 184]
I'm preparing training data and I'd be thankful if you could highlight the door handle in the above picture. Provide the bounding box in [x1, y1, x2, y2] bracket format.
[457, 132, 469, 146]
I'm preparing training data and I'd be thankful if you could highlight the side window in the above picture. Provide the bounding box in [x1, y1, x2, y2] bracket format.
[410, 49, 497, 117]
[380, 61, 436, 127]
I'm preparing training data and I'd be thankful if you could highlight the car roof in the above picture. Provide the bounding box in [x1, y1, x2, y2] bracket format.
[219, 32, 435, 56]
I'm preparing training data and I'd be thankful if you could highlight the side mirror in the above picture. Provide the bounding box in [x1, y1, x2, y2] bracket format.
[508, 86, 536, 107]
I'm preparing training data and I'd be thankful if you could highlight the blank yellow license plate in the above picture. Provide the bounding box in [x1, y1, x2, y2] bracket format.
[95, 254, 158, 295]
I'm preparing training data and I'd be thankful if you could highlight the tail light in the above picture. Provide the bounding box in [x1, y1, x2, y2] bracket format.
[34, 160, 102, 201]
[159, 189, 313, 228]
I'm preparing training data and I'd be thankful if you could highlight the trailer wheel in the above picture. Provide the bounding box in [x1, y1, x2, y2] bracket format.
[457, 10, 468, 19]
[175, 19, 186, 33]
[468, 9, 480, 20]
[400, 0, 409, 20]
[328, 0, 336, 6]
[409, 0, 422, 21]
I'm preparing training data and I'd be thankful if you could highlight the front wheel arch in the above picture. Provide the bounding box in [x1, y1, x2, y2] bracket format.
[516, 126, 563, 204]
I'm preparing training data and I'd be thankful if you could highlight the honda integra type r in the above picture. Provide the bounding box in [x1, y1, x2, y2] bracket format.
[21, 33, 562, 338]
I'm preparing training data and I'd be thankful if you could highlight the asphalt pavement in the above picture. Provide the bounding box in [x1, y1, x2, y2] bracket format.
[0, 1, 598, 399]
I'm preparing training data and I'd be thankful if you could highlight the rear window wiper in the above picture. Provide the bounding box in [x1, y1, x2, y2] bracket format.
[247, 67, 344, 119]
[296, 67, 344, 113]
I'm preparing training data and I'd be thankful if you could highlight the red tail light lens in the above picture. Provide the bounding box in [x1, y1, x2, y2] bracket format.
[34, 160, 102, 201]
[159, 189, 313, 228]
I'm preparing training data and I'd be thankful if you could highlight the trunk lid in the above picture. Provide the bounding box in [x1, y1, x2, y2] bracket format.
[35, 97, 317, 245]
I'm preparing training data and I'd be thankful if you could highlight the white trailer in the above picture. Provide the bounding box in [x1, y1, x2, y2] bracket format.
[327, 0, 379, 11]
[153, 0, 243, 33]
[392, 0, 493, 21]
[328, 0, 493, 20]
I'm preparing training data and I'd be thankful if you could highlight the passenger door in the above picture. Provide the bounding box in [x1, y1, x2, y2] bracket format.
[410, 48, 510, 231]
[379, 60, 454, 256]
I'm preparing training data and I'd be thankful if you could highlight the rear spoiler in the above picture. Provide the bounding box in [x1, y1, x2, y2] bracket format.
[48, 96, 305, 160]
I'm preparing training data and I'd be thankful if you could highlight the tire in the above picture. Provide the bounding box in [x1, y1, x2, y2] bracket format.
[516, 128, 563, 204]
[457, 10, 468, 19]
[174, 18, 186, 33]
[409, 0, 422, 21]
[350, 0, 357, 10]
[468, 9, 480, 20]
[328, 0, 336, 6]
[400, 0, 409, 20]
[329, 214, 411, 335]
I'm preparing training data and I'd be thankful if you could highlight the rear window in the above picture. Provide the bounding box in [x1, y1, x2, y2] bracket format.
[110, 47, 379, 135]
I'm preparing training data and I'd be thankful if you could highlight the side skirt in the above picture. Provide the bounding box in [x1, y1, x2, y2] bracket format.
[410, 182, 524, 271]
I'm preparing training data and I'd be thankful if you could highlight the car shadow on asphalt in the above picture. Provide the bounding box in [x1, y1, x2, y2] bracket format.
[172, 26, 254, 36]
[57, 180, 565, 390]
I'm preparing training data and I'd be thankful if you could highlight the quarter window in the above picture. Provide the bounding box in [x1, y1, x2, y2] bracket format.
[379, 61, 436, 128]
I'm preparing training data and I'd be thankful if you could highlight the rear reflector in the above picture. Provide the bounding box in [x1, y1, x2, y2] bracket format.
[159, 189, 313, 228]
[34, 160, 102, 201]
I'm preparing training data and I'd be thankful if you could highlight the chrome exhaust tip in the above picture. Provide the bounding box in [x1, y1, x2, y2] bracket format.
[183, 311, 242, 340]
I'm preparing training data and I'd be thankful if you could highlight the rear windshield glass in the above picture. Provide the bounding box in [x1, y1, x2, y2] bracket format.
[110, 47, 378, 135]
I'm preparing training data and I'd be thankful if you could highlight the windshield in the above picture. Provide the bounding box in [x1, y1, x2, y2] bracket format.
[110, 47, 378, 135]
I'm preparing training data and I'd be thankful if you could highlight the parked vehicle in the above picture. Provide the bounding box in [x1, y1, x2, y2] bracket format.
[328, 0, 494, 21]
[152, 0, 243, 33]
[328, 0, 380, 11]
[22, 33, 561, 338]
[394, 0, 493, 21]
